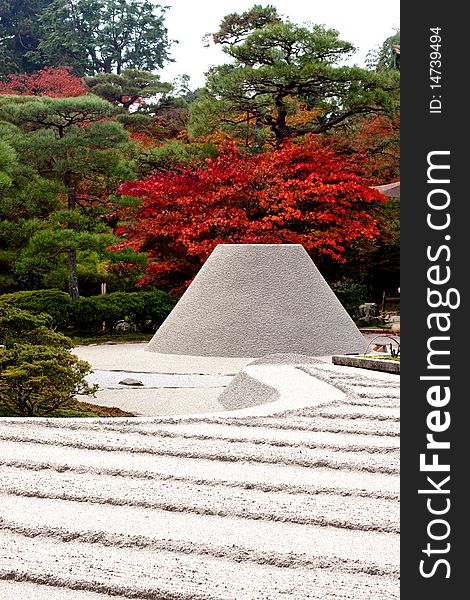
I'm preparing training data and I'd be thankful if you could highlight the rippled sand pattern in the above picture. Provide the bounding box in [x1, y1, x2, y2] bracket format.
[0, 366, 399, 600]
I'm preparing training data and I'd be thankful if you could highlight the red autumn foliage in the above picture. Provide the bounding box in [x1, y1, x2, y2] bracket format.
[129, 131, 155, 148]
[0, 67, 87, 98]
[116, 137, 386, 290]
[323, 114, 400, 184]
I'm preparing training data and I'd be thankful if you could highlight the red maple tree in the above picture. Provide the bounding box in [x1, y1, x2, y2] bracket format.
[0, 67, 87, 97]
[322, 114, 400, 184]
[116, 137, 386, 290]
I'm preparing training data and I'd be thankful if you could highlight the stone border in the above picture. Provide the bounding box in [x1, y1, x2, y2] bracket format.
[359, 329, 400, 335]
[332, 355, 400, 374]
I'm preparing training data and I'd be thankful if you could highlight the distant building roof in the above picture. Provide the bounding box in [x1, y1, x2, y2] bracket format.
[372, 181, 400, 197]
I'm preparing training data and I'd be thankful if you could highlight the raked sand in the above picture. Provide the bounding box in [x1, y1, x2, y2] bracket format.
[0, 348, 399, 599]
[74, 343, 252, 374]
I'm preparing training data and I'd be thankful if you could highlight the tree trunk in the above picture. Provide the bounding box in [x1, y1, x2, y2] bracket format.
[66, 178, 80, 300]
[273, 94, 291, 147]
[104, 57, 113, 73]
[68, 248, 80, 301]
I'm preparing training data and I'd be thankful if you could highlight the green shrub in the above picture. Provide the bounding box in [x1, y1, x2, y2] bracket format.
[73, 292, 145, 332]
[0, 343, 95, 416]
[334, 279, 371, 320]
[0, 305, 95, 417]
[72, 290, 177, 333]
[0, 288, 177, 334]
[137, 290, 178, 331]
[0, 289, 73, 328]
[0, 305, 71, 349]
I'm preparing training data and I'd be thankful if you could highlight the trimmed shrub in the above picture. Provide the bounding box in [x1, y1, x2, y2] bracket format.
[0, 305, 95, 417]
[135, 290, 178, 331]
[0, 289, 73, 328]
[73, 292, 145, 332]
[72, 290, 177, 333]
[0, 289, 177, 334]
[0, 305, 71, 349]
[0, 344, 94, 416]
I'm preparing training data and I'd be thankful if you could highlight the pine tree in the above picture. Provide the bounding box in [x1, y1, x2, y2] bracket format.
[0, 94, 137, 299]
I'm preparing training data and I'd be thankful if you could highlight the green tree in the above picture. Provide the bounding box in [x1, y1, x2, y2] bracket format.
[84, 70, 201, 152]
[207, 4, 281, 45]
[191, 5, 399, 146]
[0, 124, 63, 291]
[0, 305, 69, 348]
[0, 94, 138, 299]
[84, 69, 172, 112]
[366, 31, 400, 71]
[36, 0, 172, 75]
[0, 137, 17, 190]
[0, 0, 54, 74]
[0, 305, 95, 416]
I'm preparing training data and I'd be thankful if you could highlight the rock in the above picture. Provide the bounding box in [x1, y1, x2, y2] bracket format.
[114, 320, 137, 333]
[119, 378, 144, 386]
[358, 303, 384, 327]
[359, 303, 379, 318]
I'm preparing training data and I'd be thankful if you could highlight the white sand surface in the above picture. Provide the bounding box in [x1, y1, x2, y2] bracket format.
[77, 387, 226, 416]
[74, 343, 251, 375]
[85, 369, 233, 389]
[0, 580, 118, 600]
[0, 530, 399, 600]
[0, 349, 400, 599]
[73, 343, 247, 415]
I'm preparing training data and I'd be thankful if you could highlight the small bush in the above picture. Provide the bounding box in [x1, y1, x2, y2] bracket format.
[72, 290, 176, 333]
[72, 292, 144, 332]
[0, 288, 177, 334]
[0, 344, 95, 416]
[0, 289, 73, 328]
[334, 279, 371, 320]
[0, 305, 71, 349]
[136, 290, 178, 331]
[0, 305, 95, 417]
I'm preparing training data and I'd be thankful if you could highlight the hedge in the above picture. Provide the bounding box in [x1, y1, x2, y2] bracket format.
[0, 289, 73, 328]
[0, 289, 177, 333]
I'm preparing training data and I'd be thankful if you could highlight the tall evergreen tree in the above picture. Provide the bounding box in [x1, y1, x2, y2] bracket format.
[0, 128, 62, 292]
[191, 5, 399, 147]
[36, 0, 172, 75]
[0, 94, 137, 299]
[83, 70, 172, 112]
[366, 31, 400, 71]
[0, 0, 53, 74]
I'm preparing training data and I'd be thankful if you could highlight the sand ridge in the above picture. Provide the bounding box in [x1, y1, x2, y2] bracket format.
[0, 355, 399, 599]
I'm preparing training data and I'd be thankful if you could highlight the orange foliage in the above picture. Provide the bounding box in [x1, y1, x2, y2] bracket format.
[0, 67, 87, 98]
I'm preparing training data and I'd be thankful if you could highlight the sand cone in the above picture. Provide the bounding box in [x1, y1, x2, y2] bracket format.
[147, 244, 366, 357]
